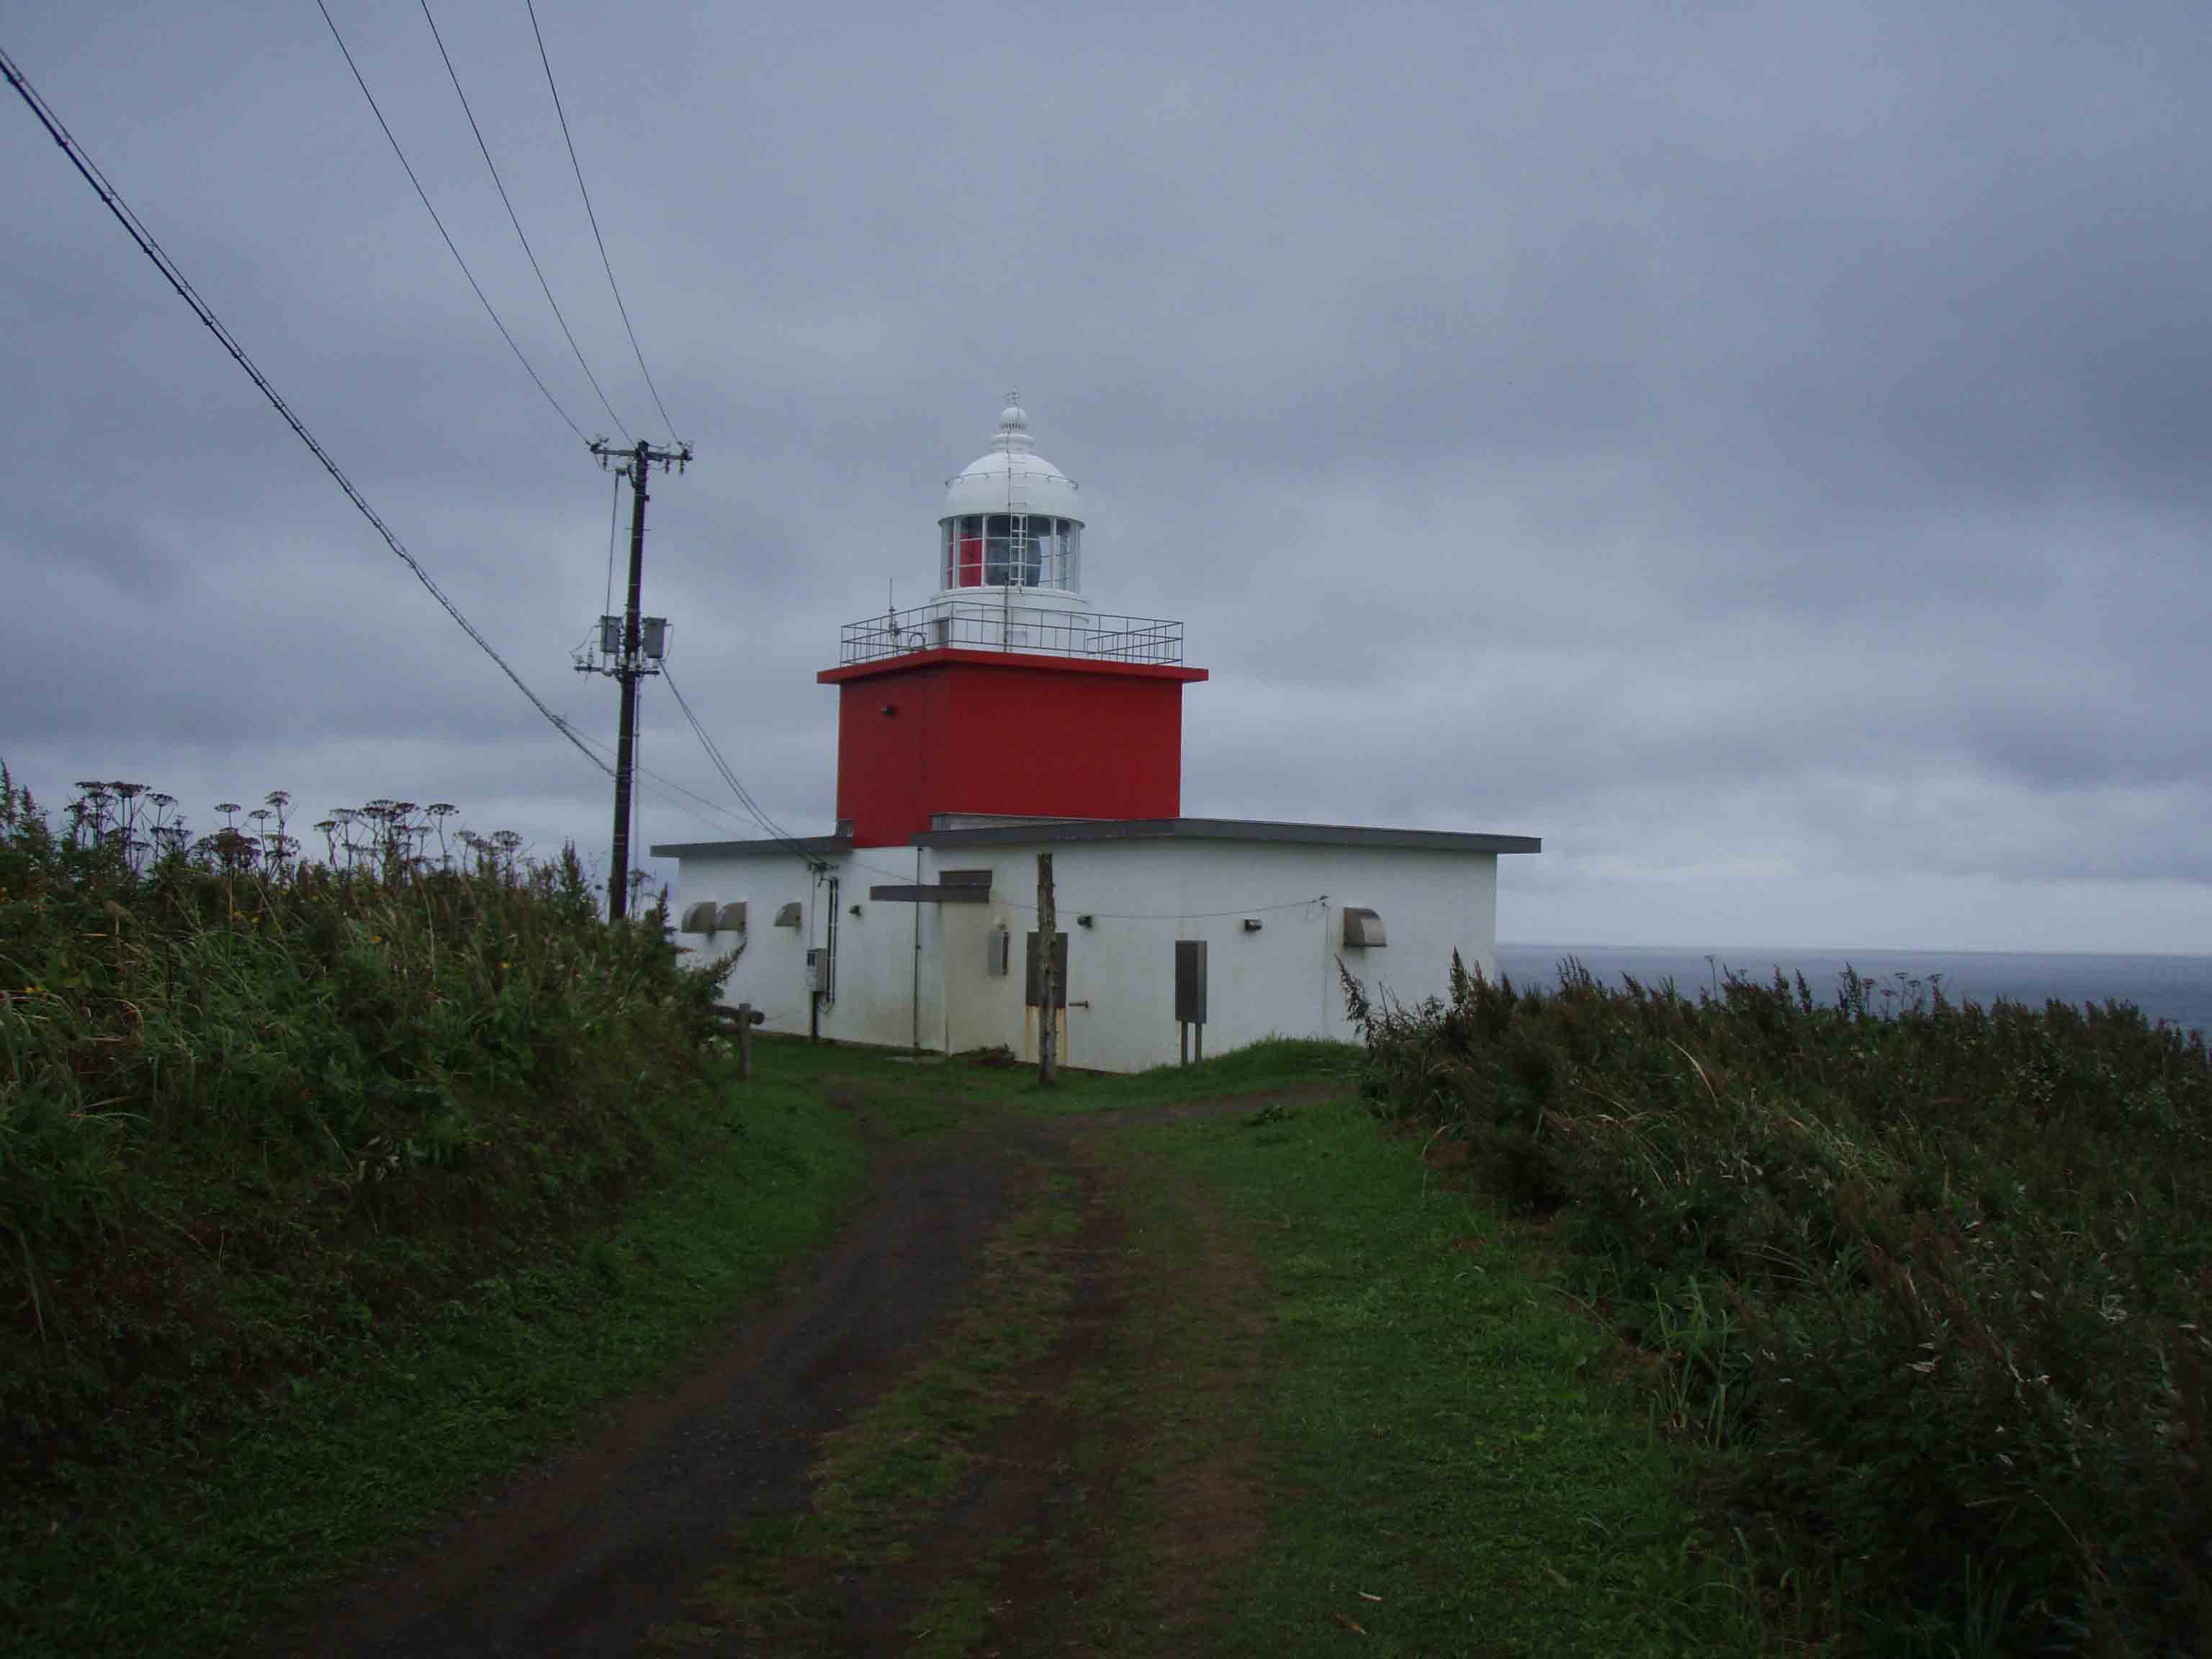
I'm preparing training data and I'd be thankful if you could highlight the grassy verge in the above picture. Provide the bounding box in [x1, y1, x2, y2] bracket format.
[1133, 1092, 1748, 1658]
[1, 1058, 863, 1658]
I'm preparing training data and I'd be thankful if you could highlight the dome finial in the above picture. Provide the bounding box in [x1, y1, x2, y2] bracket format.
[995, 395, 1032, 455]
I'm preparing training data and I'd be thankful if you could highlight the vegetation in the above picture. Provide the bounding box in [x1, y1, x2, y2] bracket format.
[0, 769, 863, 1653]
[1347, 956, 2211, 1654]
[652, 1039, 1747, 1657]
[1129, 1090, 1737, 1657]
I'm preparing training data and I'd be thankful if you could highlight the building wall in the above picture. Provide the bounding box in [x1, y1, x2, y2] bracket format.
[938, 663, 1186, 826]
[822, 653, 1197, 846]
[829, 662, 953, 850]
[668, 839, 1499, 1072]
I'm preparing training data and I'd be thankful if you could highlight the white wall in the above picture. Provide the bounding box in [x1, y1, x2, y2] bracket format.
[667, 838, 1501, 1071]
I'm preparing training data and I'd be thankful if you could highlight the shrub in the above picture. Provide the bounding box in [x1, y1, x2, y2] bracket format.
[1, 769, 735, 1480]
[1347, 953, 2210, 1655]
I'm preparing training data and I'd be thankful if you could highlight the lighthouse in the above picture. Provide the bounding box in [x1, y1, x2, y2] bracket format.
[816, 402, 1208, 847]
[655, 400, 1539, 1071]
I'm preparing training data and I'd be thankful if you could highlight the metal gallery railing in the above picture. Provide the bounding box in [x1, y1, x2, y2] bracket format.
[839, 598, 1185, 666]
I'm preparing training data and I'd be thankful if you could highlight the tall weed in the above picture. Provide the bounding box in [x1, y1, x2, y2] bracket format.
[1348, 953, 2210, 1654]
[0, 769, 735, 1481]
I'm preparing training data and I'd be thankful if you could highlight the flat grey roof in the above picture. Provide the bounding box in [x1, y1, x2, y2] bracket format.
[648, 834, 851, 858]
[914, 817, 1540, 855]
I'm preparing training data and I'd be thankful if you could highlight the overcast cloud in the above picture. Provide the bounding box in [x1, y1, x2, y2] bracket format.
[4, 1, 2208, 952]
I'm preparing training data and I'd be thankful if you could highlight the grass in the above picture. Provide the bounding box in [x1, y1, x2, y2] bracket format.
[1021, 1033, 1359, 1116]
[667, 1161, 1081, 1654]
[1, 1054, 863, 1657]
[652, 1039, 1753, 1658]
[1130, 1092, 1742, 1658]
[0, 773, 871, 1657]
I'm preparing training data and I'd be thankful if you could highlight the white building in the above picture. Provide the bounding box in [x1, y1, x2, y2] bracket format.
[655, 403, 1537, 1070]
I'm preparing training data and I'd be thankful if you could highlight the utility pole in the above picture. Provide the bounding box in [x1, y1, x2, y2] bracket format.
[580, 436, 691, 919]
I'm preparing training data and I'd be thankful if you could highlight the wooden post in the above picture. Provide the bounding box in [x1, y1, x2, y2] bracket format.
[1036, 852, 1058, 1087]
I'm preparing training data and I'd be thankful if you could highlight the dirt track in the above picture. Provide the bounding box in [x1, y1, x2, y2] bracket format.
[292, 1086, 1326, 1658]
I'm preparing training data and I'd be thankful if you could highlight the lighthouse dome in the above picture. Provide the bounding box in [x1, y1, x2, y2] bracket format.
[942, 403, 1083, 523]
[935, 401, 1087, 602]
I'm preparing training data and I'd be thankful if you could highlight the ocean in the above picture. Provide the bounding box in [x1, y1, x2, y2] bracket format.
[1493, 945, 2212, 1040]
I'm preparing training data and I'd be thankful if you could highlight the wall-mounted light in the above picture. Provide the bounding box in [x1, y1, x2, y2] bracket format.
[880, 703, 898, 717]
[1242, 917, 1263, 932]
[1076, 913, 1094, 927]
[848, 904, 862, 917]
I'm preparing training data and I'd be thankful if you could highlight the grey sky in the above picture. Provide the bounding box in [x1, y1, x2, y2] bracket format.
[4, 1, 2207, 952]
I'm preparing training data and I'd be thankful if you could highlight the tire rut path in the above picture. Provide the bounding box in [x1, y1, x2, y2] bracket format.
[295, 1113, 1037, 1659]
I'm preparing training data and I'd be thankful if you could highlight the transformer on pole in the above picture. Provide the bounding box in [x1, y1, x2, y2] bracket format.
[577, 436, 691, 919]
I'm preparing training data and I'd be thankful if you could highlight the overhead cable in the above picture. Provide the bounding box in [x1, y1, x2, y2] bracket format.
[311, 1, 588, 445]
[416, 0, 630, 442]
[1, 42, 611, 777]
[522, 0, 682, 442]
[564, 723, 760, 835]
[660, 662, 848, 871]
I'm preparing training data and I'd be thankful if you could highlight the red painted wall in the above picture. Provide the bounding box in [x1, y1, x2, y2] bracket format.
[819, 650, 1207, 847]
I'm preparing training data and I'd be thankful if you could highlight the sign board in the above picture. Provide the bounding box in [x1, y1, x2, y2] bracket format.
[1024, 931, 1069, 1008]
[1175, 939, 1208, 1025]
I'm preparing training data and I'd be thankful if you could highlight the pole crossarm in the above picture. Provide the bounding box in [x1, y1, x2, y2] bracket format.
[590, 438, 692, 474]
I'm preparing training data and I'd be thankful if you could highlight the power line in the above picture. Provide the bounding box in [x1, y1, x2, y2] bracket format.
[523, 0, 681, 442]
[658, 665, 797, 843]
[660, 664, 917, 885]
[660, 662, 842, 871]
[1, 42, 611, 779]
[562, 721, 760, 834]
[416, 0, 629, 443]
[312, 1, 588, 446]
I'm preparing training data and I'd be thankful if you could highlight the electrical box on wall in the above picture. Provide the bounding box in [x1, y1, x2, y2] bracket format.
[1175, 939, 1208, 1024]
[986, 926, 1010, 976]
[1341, 907, 1388, 948]
[804, 948, 824, 992]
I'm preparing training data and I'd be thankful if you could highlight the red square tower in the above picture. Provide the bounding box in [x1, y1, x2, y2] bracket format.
[817, 403, 1206, 848]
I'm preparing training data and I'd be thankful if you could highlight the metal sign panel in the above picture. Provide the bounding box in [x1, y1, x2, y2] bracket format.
[1025, 931, 1069, 1007]
[1175, 938, 1208, 1024]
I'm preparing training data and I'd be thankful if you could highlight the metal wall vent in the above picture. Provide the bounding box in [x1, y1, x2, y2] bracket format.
[1341, 907, 1388, 948]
